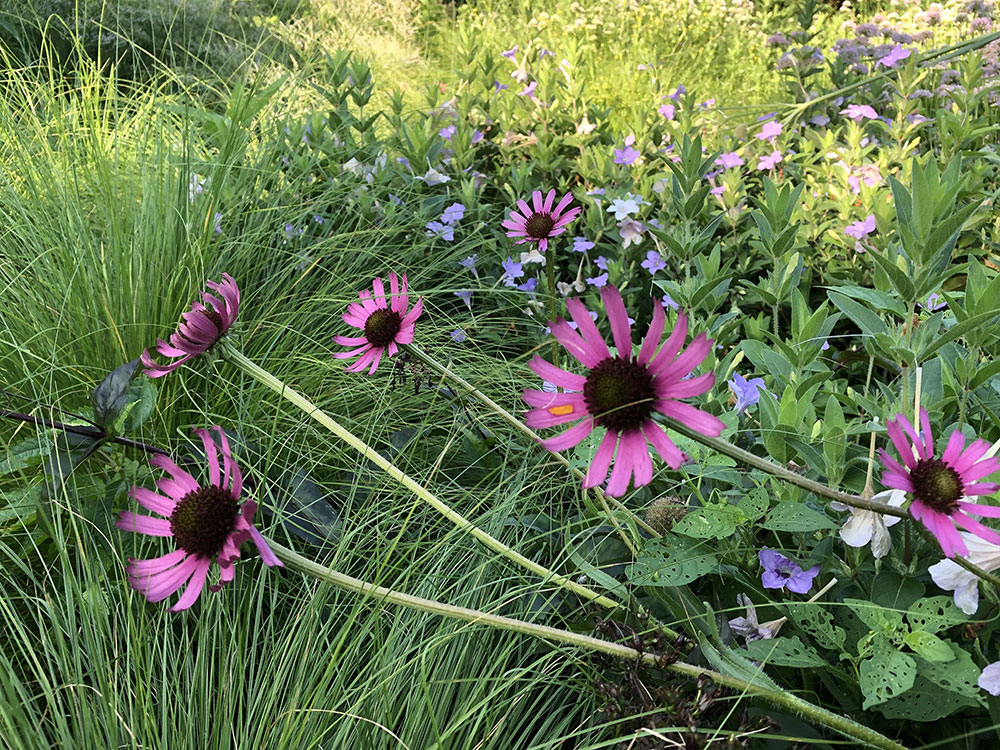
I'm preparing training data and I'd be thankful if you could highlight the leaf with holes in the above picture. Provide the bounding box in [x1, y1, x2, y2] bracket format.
[761, 500, 838, 532]
[906, 596, 968, 634]
[671, 502, 743, 539]
[874, 675, 981, 721]
[743, 636, 827, 668]
[916, 641, 985, 699]
[860, 636, 917, 709]
[784, 602, 847, 652]
[844, 597, 905, 634]
[904, 631, 955, 663]
[626, 534, 718, 587]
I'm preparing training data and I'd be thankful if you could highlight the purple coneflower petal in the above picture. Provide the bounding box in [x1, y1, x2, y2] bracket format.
[642, 421, 685, 468]
[566, 298, 611, 361]
[638, 302, 666, 365]
[541, 418, 594, 452]
[602, 287, 634, 357]
[169, 557, 213, 612]
[130, 486, 175, 517]
[118, 511, 174, 536]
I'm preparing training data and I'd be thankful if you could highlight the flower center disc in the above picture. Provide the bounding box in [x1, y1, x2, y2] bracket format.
[364, 309, 403, 348]
[910, 458, 964, 514]
[202, 308, 224, 334]
[583, 356, 655, 432]
[525, 212, 555, 240]
[170, 485, 240, 558]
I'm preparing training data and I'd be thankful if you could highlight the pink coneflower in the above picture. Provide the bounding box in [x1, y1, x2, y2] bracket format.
[523, 286, 725, 497]
[117, 426, 282, 612]
[502, 189, 581, 253]
[333, 272, 422, 374]
[140, 273, 240, 378]
[880, 408, 1000, 558]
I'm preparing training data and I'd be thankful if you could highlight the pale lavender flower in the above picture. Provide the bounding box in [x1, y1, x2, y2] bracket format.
[728, 594, 777, 642]
[573, 236, 595, 253]
[454, 290, 473, 310]
[980, 663, 1000, 696]
[614, 134, 641, 166]
[586, 272, 608, 288]
[715, 152, 744, 169]
[810, 114, 831, 127]
[729, 373, 767, 413]
[501, 45, 518, 59]
[450, 329, 467, 343]
[661, 294, 679, 310]
[440, 202, 466, 225]
[518, 278, 538, 293]
[213, 212, 223, 234]
[658, 103, 675, 120]
[501, 257, 523, 287]
[619, 218, 645, 248]
[594, 256, 609, 271]
[459, 255, 478, 276]
[759, 549, 820, 594]
[757, 121, 782, 141]
[439, 125, 457, 140]
[669, 84, 685, 100]
[920, 293, 947, 312]
[518, 81, 537, 97]
[845, 215, 876, 240]
[641, 250, 666, 274]
[425, 220, 454, 241]
[757, 150, 783, 170]
[840, 104, 879, 122]
[877, 45, 912, 68]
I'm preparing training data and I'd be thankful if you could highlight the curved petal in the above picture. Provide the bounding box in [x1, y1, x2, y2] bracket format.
[637, 300, 666, 365]
[129, 486, 176, 517]
[605, 437, 637, 497]
[246, 524, 283, 567]
[583, 430, 618, 489]
[647, 313, 688, 373]
[886, 418, 917, 470]
[565, 298, 610, 362]
[601, 286, 633, 357]
[126, 549, 188, 576]
[528, 356, 587, 391]
[657, 401, 725, 437]
[641, 421, 684, 469]
[540, 418, 594, 452]
[168, 556, 213, 611]
[117, 511, 174, 537]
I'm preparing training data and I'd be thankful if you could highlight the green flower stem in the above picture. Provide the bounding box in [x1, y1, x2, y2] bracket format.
[220, 343, 623, 612]
[271, 540, 908, 750]
[661, 416, 1000, 589]
[402, 343, 659, 537]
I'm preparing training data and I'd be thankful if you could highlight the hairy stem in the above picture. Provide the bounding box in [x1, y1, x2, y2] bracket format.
[272, 540, 909, 750]
[220, 342, 624, 612]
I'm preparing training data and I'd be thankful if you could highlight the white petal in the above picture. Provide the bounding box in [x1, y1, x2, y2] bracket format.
[870, 519, 892, 559]
[840, 512, 875, 547]
[979, 662, 1000, 696]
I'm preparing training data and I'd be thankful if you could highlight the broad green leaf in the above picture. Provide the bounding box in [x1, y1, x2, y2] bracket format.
[626, 534, 718, 587]
[904, 631, 954, 663]
[860, 636, 917, 709]
[761, 500, 838, 532]
[744, 636, 827, 668]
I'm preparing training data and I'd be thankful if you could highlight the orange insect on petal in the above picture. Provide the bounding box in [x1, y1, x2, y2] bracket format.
[548, 404, 574, 416]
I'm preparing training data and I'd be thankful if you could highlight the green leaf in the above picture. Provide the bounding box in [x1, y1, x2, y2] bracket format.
[917, 309, 1000, 360]
[906, 596, 968, 634]
[0, 437, 47, 475]
[744, 636, 827, 668]
[672, 503, 742, 540]
[761, 500, 838, 532]
[914, 641, 985, 699]
[827, 291, 890, 338]
[90, 359, 140, 430]
[904, 631, 954, 663]
[860, 637, 917, 709]
[784, 602, 847, 651]
[626, 534, 718, 587]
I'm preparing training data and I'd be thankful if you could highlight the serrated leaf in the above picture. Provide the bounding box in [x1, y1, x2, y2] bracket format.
[0, 437, 48, 475]
[761, 500, 838, 532]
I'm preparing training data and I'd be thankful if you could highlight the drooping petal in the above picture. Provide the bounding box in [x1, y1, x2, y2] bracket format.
[126, 549, 188, 576]
[641, 421, 685, 469]
[566, 298, 611, 362]
[584, 430, 618, 489]
[657, 401, 725, 437]
[168, 556, 213, 611]
[605, 438, 637, 497]
[886, 417, 918, 470]
[540, 418, 594, 452]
